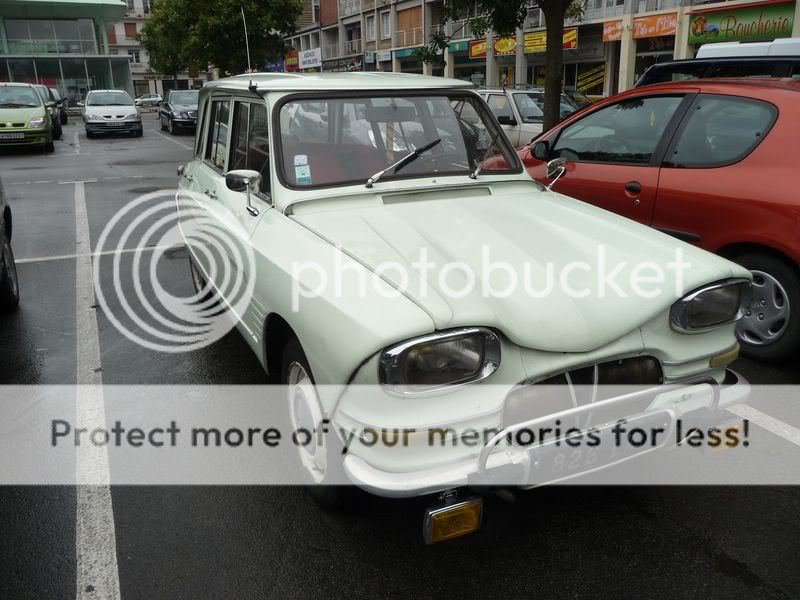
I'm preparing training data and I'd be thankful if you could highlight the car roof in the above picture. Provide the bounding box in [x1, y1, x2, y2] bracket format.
[205, 72, 474, 92]
[624, 77, 800, 94]
[0, 82, 36, 87]
[87, 89, 130, 94]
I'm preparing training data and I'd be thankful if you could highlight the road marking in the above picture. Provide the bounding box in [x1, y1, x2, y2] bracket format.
[728, 404, 800, 447]
[74, 129, 80, 155]
[73, 181, 122, 600]
[59, 179, 98, 185]
[155, 130, 193, 151]
[10, 175, 149, 186]
[17, 243, 183, 264]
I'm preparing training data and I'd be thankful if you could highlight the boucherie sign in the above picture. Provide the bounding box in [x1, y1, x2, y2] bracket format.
[688, 1, 794, 44]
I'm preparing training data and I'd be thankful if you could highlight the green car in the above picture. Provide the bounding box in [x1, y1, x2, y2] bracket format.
[0, 82, 54, 153]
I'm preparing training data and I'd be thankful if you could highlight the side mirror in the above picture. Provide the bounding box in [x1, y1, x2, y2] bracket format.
[497, 115, 517, 127]
[545, 158, 567, 191]
[532, 140, 549, 161]
[77, 101, 85, 107]
[225, 169, 262, 216]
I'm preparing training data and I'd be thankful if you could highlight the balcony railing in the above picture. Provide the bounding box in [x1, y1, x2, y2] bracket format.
[448, 19, 475, 40]
[579, 0, 626, 22]
[394, 27, 424, 47]
[344, 38, 362, 54]
[338, 0, 360, 17]
[634, 0, 680, 13]
[323, 43, 339, 59]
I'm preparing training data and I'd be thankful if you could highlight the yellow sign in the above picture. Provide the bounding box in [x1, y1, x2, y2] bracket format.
[524, 28, 578, 53]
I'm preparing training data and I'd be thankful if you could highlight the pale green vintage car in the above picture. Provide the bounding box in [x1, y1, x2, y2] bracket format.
[177, 73, 751, 522]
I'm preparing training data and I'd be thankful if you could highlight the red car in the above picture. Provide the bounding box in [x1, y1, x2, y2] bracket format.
[520, 79, 800, 361]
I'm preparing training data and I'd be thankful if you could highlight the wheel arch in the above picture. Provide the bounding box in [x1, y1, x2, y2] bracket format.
[717, 242, 800, 273]
[3, 205, 11, 241]
[262, 312, 298, 379]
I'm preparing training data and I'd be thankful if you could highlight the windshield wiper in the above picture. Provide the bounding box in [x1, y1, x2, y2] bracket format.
[365, 138, 441, 188]
[470, 131, 503, 180]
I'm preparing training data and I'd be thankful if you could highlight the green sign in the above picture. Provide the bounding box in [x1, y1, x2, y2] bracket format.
[393, 48, 418, 58]
[688, 2, 795, 44]
[448, 40, 469, 53]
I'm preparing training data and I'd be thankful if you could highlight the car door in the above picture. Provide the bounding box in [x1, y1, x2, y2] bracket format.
[531, 94, 692, 225]
[485, 93, 520, 147]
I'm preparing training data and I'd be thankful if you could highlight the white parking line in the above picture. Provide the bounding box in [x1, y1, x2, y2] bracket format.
[73, 181, 122, 600]
[154, 130, 193, 151]
[74, 130, 80, 155]
[17, 243, 183, 265]
[728, 404, 800, 447]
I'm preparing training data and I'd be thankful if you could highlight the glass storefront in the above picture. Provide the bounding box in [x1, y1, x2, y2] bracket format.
[3, 18, 98, 55]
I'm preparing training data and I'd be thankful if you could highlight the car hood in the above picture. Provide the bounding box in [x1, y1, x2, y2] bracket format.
[0, 106, 44, 124]
[172, 104, 197, 111]
[85, 105, 137, 117]
[290, 184, 737, 352]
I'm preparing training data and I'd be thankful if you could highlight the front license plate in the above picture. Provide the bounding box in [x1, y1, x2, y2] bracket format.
[107, 121, 124, 127]
[0, 132, 25, 140]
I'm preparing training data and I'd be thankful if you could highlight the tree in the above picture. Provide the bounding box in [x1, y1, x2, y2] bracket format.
[417, 0, 583, 131]
[139, 0, 303, 78]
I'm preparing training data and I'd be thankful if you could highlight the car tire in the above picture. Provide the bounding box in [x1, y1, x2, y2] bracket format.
[85, 130, 93, 139]
[281, 336, 354, 509]
[60, 113, 68, 125]
[44, 140, 55, 153]
[160, 116, 167, 131]
[0, 229, 20, 312]
[168, 119, 176, 135]
[135, 128, 143, 138]
[53, 125, 62, 141]
[733, 252, 800, 362]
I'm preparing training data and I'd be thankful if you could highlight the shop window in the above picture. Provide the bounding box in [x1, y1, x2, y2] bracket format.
[553, 96, 684, 165]
[666, 95, 776, 169]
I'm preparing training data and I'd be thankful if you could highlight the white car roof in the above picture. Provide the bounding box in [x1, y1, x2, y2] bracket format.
[205, 72, 475, 92]
[87, 89, 131, 94]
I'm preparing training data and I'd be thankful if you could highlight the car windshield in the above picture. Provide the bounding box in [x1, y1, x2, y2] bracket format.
[170, 91, 198, 105]
[517, 92, 578, 120]
[278, 93, 518, 188]
[87, 92, 134, 106]
[0, 86, 42, 108]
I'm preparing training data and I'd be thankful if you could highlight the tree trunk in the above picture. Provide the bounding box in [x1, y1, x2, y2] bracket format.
[540, 1, 569, 131]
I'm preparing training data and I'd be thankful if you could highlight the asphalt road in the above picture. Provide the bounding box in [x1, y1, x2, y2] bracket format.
[0, 117, 798, 600]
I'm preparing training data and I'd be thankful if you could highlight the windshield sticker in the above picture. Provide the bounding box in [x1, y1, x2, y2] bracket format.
[295, 164, 312, 185]
[294, 154, 308, 167]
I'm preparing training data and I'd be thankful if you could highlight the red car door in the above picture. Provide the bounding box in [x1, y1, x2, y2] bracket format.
[524, 94, 693, 225]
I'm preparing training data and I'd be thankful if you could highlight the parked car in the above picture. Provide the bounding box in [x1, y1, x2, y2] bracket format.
[0, 177, 20, 311]
[82, 90, 143, 138]
[32, 84, 62, 141]
[49, 88, 68, 125]
[636, 39, 800, 87]
[178, 73, 750, 527]
[159, 89, 199, 134]
[134, 93, 162, 107]
[563, 87, 594, 109]
[521, 78, 800, 361]
[0, 82, 54, 153]
[477, 87, 579, 146]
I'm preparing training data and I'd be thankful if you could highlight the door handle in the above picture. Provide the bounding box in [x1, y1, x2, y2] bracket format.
[625, 181, 642, 195]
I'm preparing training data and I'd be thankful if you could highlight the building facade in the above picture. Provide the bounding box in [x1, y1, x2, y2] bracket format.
[286, 0, 800, 95]
[0, 0, 133, 105]
[106, 0, 210, 98]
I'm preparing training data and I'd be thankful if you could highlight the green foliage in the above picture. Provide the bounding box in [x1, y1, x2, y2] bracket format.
[139, 0, 303, 77]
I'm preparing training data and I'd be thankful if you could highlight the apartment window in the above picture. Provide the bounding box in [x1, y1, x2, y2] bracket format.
[124, 22, 138, 39]
[380, 11, 390, 40]
[365, 15, 376, 41]
[313, 0, 320, 23]
[126, 0, 135, 11]
[107, 27, 117, 45]
[127, 50, 141, 64]
[143, 0, 153, 14]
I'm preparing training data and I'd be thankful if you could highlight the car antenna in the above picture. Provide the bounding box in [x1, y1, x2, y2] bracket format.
[248, 80, 258, 93]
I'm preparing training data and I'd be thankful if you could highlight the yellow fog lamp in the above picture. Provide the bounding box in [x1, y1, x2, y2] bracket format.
[709, 344, 740, 369]
[423, 496, 482, 544]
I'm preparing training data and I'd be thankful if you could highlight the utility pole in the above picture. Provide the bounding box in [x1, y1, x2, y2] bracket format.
[241, 6, 252, 72]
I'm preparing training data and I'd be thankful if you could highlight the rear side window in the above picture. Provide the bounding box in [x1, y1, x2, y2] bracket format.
[665, 95, 777, 168]
[229, 101, 271, 196]
[204, 98, 230, 170]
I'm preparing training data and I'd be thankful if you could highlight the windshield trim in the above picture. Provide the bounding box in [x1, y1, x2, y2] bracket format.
[272, 89, 524, 192]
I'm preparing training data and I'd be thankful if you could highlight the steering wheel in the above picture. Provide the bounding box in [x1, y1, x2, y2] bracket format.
[592, 135, 631, 156]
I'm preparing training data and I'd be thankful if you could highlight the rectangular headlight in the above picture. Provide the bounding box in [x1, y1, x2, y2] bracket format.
[670, 279, 751, 333]
[28, 117, 45, 128]
[379, 327, 501, 394]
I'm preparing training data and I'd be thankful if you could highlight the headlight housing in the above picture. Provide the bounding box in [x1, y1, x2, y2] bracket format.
[174, 111, 187, 119]
[670, 279, 751, 333]
[125, 113, 141, 121]
[28, 117, 46, 128]
[379, 327, 501, 394]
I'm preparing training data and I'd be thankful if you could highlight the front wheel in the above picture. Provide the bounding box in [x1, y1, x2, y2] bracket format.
[734, 252, 800, 362]
[168, 119, 176, 135]
[0, 230, 20, 312]
[281, 337, 353, 509]
[44, 140, 55, 153]
[160, 116, 167, 131]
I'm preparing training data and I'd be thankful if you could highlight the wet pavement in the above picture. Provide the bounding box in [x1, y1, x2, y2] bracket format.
[0, 117, 798, 599]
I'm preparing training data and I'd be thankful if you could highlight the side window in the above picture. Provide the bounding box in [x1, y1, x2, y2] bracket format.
[487, 94, 514, 122]
[204, 98, 230, 171]
[666, 95, 777, 168]
[230, 102, 250, 172]
[552, 96, 683, 165]
[247, 103, 270, 196]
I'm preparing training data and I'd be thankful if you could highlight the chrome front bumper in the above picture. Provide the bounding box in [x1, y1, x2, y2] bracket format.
[342, 370, 750, 498]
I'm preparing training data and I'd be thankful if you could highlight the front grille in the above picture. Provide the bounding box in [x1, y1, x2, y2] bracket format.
[187, 110, 197, 118]
[503, 356, 664, 429]
[0, 123, 25, 128]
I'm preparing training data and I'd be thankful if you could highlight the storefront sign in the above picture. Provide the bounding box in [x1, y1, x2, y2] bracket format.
[298, 48, 322, 69]
[376, 50, 392, 62]
[284, 50, 299, 72]
[263, 59, 285, 72]
[633, 13, 678, 39]
[448, 40, 469, 53]
[393, 48, 417, 58]
[322, 55, 363, 72]
[523, 28, 578, 53]
[603, 20, 624, 42]
[577, 64, 605, 93]
[469, 40, 489, 59]
[365, 51, 375, 64]
[688, 2, 794, 44]
[493, 37, 517, 55]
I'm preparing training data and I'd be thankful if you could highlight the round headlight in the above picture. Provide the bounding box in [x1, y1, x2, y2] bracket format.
[379, 328, 501, 394]
[670, 279, 751, 332]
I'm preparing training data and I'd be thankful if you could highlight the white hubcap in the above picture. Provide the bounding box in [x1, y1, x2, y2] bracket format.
[737, 270, 791, 346]
[287, 362, 326, 483]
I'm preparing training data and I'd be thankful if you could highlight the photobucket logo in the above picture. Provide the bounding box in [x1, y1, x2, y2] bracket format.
[93, 190, 256, 352]
[290, 245, 692, 310]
